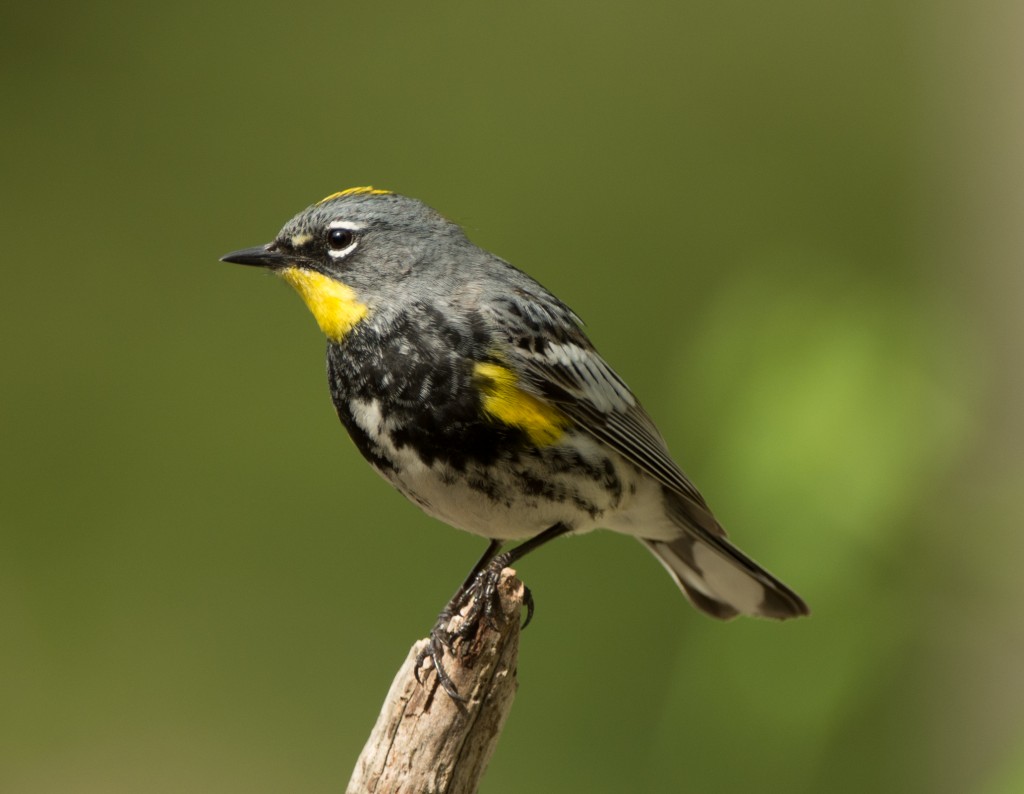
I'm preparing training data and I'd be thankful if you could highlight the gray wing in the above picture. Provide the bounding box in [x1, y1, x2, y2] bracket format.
[481, 288, 812, 620]
[482, 291, 710, 511]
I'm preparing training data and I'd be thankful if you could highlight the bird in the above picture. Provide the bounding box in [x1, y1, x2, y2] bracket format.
[221, 186, 809, 697]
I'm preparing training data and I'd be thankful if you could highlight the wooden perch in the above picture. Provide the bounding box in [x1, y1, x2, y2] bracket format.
[346, 569, 524, 794]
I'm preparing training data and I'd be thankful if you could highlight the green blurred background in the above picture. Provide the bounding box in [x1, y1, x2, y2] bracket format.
[3, 1, 1022, 792]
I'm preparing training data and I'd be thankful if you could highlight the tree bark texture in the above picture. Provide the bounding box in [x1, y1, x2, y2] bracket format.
[346, 569, 523, 794]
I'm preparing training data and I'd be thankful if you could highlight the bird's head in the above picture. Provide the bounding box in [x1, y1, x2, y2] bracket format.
[221, 187, 468, 341]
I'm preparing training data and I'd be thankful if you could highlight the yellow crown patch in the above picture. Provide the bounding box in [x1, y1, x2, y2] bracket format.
[317, 186, 393, 204]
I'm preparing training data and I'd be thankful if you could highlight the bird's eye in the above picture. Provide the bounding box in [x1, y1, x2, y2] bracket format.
[327, 228, 355, 250]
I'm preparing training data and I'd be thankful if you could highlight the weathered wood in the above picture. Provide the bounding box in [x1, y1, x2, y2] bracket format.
[346, 569, 523, 794]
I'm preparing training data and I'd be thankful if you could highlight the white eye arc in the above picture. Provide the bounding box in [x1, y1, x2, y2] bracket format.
[326, 220, 364, 258]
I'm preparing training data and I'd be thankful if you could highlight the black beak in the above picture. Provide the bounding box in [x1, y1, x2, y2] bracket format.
[220, 244, 289, 269]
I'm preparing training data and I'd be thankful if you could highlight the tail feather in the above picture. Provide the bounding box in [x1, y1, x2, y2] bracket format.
[641, 488, 809, 620]
[642, 534, 808, 619]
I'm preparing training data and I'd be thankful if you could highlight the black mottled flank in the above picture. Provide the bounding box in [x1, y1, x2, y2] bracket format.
[329, 304, 552, 473]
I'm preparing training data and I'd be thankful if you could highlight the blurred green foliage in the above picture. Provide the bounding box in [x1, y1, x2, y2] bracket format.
[3, 1, 1022, 792]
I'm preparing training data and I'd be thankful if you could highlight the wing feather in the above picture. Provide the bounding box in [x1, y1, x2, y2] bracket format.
[478, 288, 808, 619]
[483, 296, 708, 508]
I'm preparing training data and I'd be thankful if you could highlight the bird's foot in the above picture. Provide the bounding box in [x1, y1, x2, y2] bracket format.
[414, 558, 533, 700]
[414, 607, 465, 700]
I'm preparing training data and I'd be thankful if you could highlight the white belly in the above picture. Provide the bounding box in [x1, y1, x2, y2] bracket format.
[348, 397, 675, 541]
[385, 436, 622, 540]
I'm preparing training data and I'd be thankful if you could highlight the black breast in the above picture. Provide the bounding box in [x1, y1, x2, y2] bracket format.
[326, 303, 529, 472]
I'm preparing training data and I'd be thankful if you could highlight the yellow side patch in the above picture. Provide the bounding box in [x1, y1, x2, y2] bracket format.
[474, 362, 567, 446]
[317, 186, 393, 204]
[280, 267, 368, 342]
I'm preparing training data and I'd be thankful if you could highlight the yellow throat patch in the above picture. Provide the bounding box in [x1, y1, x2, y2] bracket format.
[474, 362, 567, 446]
[280, 267, 368, 342]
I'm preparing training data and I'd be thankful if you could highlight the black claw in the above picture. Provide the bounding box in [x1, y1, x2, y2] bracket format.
[415, 555, 536, 701]
[521, 584, 535, 629]
[414, 523, 572, 696]
[413, 644, 429, 685]
[465, 555, 514, 631]
[415, 615, 468, 701]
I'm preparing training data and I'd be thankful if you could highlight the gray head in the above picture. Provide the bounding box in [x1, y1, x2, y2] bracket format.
[221, 187, 493, 341]
[285, 188, 464, 246]
[222, 187, 472, 281]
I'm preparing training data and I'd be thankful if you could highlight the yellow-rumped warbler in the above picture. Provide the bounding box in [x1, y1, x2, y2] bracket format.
[222, 187, 808, 696]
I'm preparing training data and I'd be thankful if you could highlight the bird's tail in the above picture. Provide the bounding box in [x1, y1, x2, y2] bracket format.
[642, 492, 809, 620]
